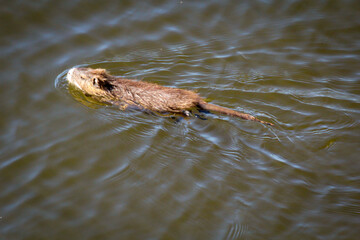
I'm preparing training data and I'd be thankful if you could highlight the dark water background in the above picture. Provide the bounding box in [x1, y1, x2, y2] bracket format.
[1, 0, 360, 239]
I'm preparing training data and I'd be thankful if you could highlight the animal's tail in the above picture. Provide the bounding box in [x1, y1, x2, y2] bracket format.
[198, 102, 274, 126]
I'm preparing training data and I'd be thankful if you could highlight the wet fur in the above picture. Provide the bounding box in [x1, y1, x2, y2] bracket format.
[67, 68, 273, 125]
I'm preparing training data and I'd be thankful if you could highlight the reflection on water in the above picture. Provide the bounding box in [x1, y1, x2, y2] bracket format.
[1, 0, 360, 239]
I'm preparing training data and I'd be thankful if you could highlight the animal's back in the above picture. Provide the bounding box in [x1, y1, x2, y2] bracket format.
[111, 78, 202, 112]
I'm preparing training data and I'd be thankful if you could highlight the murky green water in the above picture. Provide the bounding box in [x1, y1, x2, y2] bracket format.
[1, 1, 359, 239]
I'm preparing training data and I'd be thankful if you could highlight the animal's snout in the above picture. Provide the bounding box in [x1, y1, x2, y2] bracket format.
[66, 68, 83, 90]
[67, 68, 75, 82]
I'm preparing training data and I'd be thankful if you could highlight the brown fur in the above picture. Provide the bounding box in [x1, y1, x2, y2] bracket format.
[67, 67, 273, 125]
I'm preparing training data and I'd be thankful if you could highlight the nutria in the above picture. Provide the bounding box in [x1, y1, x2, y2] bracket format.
[67, 67, 273, 125]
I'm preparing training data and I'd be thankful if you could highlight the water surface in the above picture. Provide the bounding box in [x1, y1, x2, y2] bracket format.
[1, 1, 360, 239]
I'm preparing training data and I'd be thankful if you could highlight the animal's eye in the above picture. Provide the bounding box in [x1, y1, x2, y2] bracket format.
[92, 77, 98, 85]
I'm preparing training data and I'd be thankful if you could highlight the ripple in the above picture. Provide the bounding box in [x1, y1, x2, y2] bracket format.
[99, 162, 132, 183]
[224, 222, 249, 240]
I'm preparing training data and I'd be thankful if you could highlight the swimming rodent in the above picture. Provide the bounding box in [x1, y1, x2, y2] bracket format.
[67, 67, 273, 125]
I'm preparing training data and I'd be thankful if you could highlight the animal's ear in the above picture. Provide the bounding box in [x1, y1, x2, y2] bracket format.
[96, 78, 114, 91]
[94, 68, 107, 75]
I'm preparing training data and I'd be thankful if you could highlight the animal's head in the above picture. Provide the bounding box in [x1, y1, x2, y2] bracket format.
[67, 67, 115, 99]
